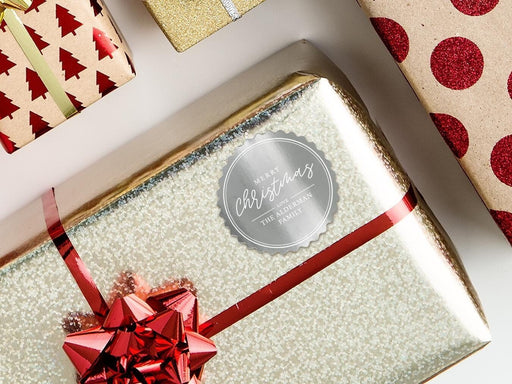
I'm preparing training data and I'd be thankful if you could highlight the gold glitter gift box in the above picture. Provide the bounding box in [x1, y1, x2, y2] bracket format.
[142, 0, 265, 51]
[0, 41, 490, 383]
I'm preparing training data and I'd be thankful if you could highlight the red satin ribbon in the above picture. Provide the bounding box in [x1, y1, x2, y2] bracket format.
[43, 184, 417, 347]
[42, 190, 109, 322]
[200, 186, 417, 337]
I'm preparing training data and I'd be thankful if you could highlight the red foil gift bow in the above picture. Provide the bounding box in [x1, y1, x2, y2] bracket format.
[62, 290, 216, 383]
[43, 191, 215, 384]
[43, 186, 417, 383]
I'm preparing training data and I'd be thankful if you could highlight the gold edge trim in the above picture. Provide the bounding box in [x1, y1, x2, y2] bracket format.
[0, 73, 321, 269]
[419, 341, 490, 384]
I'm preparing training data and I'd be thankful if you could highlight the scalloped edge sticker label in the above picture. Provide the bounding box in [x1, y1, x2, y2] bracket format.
[219, 131, 339, 254]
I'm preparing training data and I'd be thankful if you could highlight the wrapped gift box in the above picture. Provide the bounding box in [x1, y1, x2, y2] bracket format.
[0, 41, 490, 383]
[142, 0, 265, 52]
[0, 0, 135, 153]
[357, 0, 512, 245]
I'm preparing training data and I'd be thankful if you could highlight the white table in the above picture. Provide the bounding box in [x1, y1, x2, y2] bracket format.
[0, 0, 510, 382]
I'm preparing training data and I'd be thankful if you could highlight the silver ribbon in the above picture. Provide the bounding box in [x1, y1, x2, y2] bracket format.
[220, 0, 240, 20]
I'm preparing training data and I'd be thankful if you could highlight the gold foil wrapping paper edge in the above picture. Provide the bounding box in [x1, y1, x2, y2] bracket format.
[420, 344, 489, 384]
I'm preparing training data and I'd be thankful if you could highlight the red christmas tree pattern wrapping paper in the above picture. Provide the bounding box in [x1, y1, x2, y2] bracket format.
[0, 0, 135, 153]
[358, 0, 512, 245]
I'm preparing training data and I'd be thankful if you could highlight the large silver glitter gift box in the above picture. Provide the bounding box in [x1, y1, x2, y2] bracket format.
[0, 41, 490, 383]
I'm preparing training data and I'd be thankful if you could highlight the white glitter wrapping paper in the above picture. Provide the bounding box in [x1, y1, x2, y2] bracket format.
[0, 76, 489, 383]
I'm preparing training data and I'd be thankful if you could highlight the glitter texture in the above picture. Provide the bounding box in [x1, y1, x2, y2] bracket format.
[491, 135, 512, 187]
[0, 79, 489, 383]
[490, 210, 512, 245]
[142, 0, 264, 52]
[430, 113, 469, 158]
[430, 37, 484, 90]
[450, 0, 500, 16]
[370, 17, 410, 63]
[508, 72, 512, 99]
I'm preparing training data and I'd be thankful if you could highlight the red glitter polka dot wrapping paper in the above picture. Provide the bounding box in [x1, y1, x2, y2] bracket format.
[358, 0, 512, 245]
[0, 0, 135, 154]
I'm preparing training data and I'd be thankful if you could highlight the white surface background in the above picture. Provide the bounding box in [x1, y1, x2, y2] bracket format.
[0, 0, 510, 382]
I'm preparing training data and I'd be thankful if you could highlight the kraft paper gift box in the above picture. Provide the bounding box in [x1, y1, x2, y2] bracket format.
[0, 0, 135, 154]
[0, 41, 490, 383]
[357, 0, 512, 245]
[142, 0, 265, 52]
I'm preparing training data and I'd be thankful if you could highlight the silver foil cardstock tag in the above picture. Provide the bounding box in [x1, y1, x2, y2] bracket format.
[219, 131, 339, 254]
